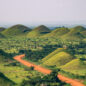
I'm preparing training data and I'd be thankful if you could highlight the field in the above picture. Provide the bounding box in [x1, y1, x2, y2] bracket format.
[0, 61, 44, 85]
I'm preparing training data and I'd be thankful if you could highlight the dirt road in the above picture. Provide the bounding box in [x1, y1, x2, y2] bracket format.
[14, 54, 85, 86]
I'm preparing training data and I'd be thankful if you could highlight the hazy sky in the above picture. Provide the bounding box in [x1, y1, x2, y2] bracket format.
[0, 0, 86, 26]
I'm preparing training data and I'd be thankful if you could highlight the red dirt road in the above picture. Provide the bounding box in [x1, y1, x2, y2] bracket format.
[58, 75, 85, 86]
[14, 54, 51, 74]
[14, 54, 85, 86]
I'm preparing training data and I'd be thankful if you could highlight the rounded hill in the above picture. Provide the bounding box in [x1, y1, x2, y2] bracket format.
[42, 48, 64, 62]
[61, 59, 86, 75]
[43, 51, 74, 67]
[61, 26, 85, 40]
[27, 25, 50, 37]
[43, 27, 69, 38]
[2, 24, 31, 36]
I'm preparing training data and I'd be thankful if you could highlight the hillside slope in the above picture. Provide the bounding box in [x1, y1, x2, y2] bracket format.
[81, 30, 86, 37]
[27, 25, 50, 37]
[2, 24, 31, 36]
[43, 51, 74, 67]
[61, 59, 86, 70]
[0, 72, 15, 86]
[43, 27, 69, 38]
[61, 26, 85, 40]
[42, 48, 64, 62]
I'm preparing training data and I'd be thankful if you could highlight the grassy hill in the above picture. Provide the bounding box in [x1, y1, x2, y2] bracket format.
[61, 26, 85, 40]
[0, 27, 5, 32]
[0, 72, 15, 86]
[42, 50, 74, 67]
[70, 26, 86, 32]
[42, 48, 64, 62]
[43, 27, 69, 38]
[61, 59, 86, 75]
[27, 25, 50, 37]
[2, 24, 31, 37]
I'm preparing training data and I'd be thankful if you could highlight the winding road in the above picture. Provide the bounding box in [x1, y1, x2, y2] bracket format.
[14, 54, 85, 86]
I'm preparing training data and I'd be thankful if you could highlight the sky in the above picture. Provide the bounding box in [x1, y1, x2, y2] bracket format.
[0, 0, 86, 27]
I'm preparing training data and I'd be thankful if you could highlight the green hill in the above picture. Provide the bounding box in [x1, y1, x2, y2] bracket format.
[0, 72, 15, 86]
[61, 26, 85, 40]
[70, 26, 86, 32]
[43, 27, 69, 38]
[27, 25, 50, 37]
[61, 59, 86, 75]
[0, 27, 5, 32]
[42, 50, 74, 67]
[2, 24, 31, 37]
[42, 48, 64, 62]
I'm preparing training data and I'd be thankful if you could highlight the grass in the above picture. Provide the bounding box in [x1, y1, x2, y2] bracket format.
[43, 51, 74, 67]
[0, 62, 44, 85]
[2, 24, 31, 37]
[0, 72, 15, 86]
[61, 59, 86, 75]
[27, 25, 50, 37]
[42, 48, 64, 62]
[0, 55, 6, 62]
[43, 27, 69, 38]
[0, 63, 28, 84]
[60, 26, 86, 40]
[81, 30, 86, 37]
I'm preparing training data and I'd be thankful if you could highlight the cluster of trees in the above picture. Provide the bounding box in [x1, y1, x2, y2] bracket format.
[0, 49, 14, 62]
[19, 44, 61, 61]
[21, 70, 70, 86]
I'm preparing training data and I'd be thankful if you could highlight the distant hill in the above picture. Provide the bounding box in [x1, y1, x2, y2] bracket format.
[61, 26, 85, 40]
[42, 49, 74, 67]
[0, 27, 5, 32]
[2, 24, 31, 37]
[0, 72, 15, 86]
[43, 27, 69, 38]
[27, 25, 51, 37]
[61, 59, 86, 75]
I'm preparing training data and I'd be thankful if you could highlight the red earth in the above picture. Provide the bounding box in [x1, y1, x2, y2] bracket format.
[14, 54, 85, 86]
